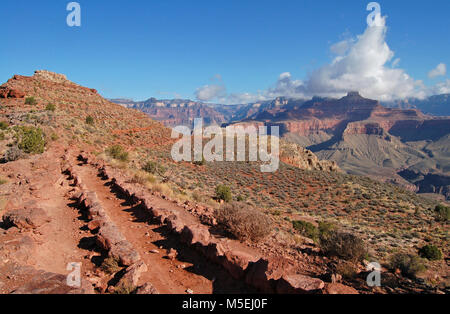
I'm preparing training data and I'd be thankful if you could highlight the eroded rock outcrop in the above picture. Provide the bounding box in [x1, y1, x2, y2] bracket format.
[2, 207, 51, 230]
[280, 142, 340, 172]
[0, 86, 25, 98]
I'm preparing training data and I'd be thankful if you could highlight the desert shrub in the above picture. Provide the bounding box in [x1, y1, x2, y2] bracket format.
[50, 133, 59, 141]
[85, 115, 94, 125]
[434, 204, 449, 222]
[215, 185, 232, 202]
[292, 220, 337, 243]
[100, 257, 121, 275]
[130, 171, 155, 185]
[335, 261, 358, 280]
[0, 178, 7, 185]
[106, 145, 129, 162]
[192, 191, 203, 202]
[0, 132, 4, 141]
[418, 245, 442, 261]
[389, 253, 426, 278]
[320, 231, 367, 261]
[318, 221, 337, 238]
[25, 96, 37, 105]
[0, 121, 8, 130]
[150, 182, 173, 196]
[45, 103, 56, 111]
[16, 126, 45, 154]
[214, 202, 272, 242]
[4, 146, 23, 162]
[114, 280, 137, 294]
[292, 220, 319, 242]
[142, 161, 165, 175]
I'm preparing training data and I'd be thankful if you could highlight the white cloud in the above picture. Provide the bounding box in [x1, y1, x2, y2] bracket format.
[432, 79, 450, 94]
[198, 15, 447, 104]
[330, 39, 353, 55]
[281, 16, 427, 101]
[392, 58, 400, 67]
[195, 84, 226, 102]
[428, 63, 447, 78]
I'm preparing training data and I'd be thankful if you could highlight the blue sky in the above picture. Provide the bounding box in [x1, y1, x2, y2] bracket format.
[0, 0, 449, 102]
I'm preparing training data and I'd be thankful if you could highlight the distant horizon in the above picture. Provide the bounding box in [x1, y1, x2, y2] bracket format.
[107, 90, 449, 106]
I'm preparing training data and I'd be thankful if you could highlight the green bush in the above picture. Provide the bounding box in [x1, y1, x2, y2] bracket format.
[389, 253, 426, 278]
[142, 161, 165, 175]
[45, 103, 56, 111]
[320, 231, 367, 261]
[215, 185, 232, 202]
[25, 96, 38, 106]
[16, 126, 45, 154]
[215, 202, 272, 242]
[318, 221, 337, 239]
[0, 132, 4, 141]
[85, 115, 95, 125]
[0, 121, 8, 130]
[418, 245, 442, 261]
[292, 220, 337, 243]
[106, 145, 129, 162]
[292, 220, 319, 242]
[434, 204, 450, 222]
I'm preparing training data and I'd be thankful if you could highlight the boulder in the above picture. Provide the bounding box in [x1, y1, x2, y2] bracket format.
[0, 87, 25, 99]
[96, 223, 126, 251]
[87, 203, 107, 220]
[323, 283, 359, 295]
[180, 224, 211, 246]
[245, 258, 294, 293]
[0, 87, 8, 98]
[11, 270, 94, 294]
[203, 241, 228, 263]
[221, 250, 259, 280]
[136, 283, 159, 294]
[151, 207, 171, 224]
[2, 208, 50, 230]
[8, 88, 25, 98]
[276, 274, 325, 294]
[83, 192, 100, 209]
[109, 240, 141, 266]
[0, 235, 36, 264]
[165, 214, 185, 234]
[118, 261, 148, 287]
[87, 220, 102, 231]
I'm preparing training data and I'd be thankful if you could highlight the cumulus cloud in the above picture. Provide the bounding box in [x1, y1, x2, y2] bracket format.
[197, 14, 447, 104]
[195, 84, 226, 101]
[272, 16, 427, 101]
[428, 63, 447, 78]
[432, 79, 450, 94]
